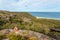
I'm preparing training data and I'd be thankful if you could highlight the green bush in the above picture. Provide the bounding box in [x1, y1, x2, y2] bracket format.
[0, 35, 6, 40]
[8, 33, 27, 40]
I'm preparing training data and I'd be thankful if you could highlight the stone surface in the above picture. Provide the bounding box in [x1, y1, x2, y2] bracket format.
[0, 29, 56, 40]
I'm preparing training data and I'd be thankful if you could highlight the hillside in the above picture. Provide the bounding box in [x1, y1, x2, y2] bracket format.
[0, 11, 36, 29]
[0, 11, 60, 40]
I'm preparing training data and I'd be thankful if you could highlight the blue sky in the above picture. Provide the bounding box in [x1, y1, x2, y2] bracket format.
[0, 0, 60, 12]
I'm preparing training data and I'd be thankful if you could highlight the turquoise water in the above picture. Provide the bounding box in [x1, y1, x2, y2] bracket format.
[29, 12, 60, 19]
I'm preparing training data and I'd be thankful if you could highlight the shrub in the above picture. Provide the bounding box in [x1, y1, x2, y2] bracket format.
[0, 35, 6, 40]
[8, 32, 27, 40]
[28, 37, 37, 40]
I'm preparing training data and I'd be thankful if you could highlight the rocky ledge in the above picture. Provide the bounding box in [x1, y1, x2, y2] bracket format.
[0, 29, 56, 40]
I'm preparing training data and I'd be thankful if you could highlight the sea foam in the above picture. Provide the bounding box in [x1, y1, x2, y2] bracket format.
[36, 16, 60, 20]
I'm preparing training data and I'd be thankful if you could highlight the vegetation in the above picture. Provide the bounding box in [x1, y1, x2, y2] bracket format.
[0, 35, 6, 40]
[8, 33, 27, 40]
[0, 11, 60, 40]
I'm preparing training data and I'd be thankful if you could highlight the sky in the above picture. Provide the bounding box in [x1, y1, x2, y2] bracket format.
[0, 0, 60, 12]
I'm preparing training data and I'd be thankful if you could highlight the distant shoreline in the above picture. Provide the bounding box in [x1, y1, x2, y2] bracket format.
[36, 16, 60, 20]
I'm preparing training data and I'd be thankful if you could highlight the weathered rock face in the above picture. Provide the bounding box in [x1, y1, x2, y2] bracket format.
[0, 29, 56, 40]
[18, 30, 56, 40]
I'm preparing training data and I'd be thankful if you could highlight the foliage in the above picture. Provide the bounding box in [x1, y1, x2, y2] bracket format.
[0, 11, 60, 39]
[8, 32, 27, 40]
[28, 37, 37, 40]
[0, 35, 6, 40]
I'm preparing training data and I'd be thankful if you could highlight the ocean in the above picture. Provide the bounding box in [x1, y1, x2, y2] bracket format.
[29, 12, 60, 19]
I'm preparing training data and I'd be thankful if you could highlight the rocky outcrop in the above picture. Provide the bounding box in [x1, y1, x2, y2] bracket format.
[0, 29, 56, 40]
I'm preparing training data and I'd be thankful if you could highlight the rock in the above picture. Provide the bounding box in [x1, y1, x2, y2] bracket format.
[18, 30, 56, 40]
[0, 29, 56, 40]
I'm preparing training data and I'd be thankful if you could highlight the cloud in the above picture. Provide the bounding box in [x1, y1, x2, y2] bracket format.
[0, 0, 60, 12]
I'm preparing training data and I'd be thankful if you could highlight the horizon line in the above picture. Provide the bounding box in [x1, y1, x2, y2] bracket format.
[1, 10, 60, 12]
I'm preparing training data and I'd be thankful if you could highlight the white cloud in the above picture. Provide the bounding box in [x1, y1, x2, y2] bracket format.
[0, 0, 60, 12]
